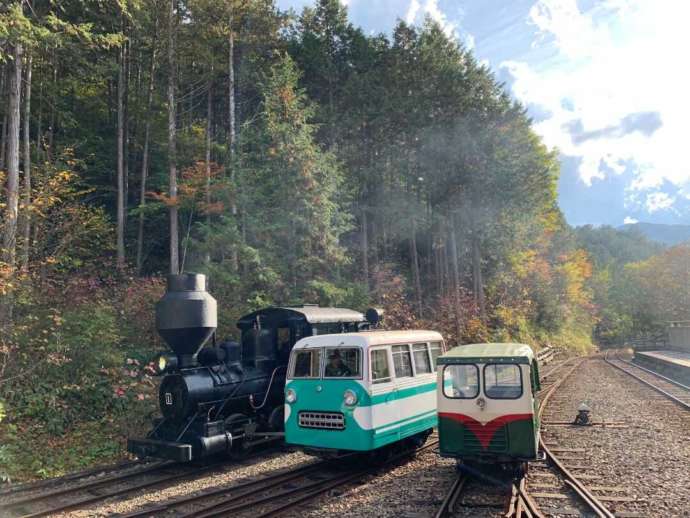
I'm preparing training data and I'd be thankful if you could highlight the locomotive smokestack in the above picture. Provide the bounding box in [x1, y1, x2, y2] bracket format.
[156, 273, 217, 368]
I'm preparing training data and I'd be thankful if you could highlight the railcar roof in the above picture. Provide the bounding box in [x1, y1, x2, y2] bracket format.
[293, 330, 443, 349]
[438, 343, 535, 365]
[237, 306, 366, 325]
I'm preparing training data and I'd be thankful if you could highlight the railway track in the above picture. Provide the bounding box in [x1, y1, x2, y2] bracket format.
[0, 458, 146, 499]
[119, 438, 440, 518]
[0, 458, 231, 518]
[434, 356, 622, 518]
[527, 358, 618, 518]
[604, 353, 690, 411]
[433, 474, 544, 518]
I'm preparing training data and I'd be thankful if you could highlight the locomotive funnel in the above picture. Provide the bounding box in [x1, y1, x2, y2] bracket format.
[156, 273, 217, 368]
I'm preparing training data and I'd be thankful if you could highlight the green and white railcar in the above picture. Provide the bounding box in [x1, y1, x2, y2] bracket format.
[284, 330, 444, 454]
[437, 343, 541, 474]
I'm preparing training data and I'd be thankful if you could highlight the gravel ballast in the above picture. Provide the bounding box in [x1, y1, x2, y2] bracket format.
[64, 449, 314, 517]
[539, 358, 690, 518]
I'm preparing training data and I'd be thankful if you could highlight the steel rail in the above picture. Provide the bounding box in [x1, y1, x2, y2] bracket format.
[119, 461, 326, 518]
[622, 358, 690, 391]
[534, 357, 615, 518]
[510, 478, 544, 518]
[605, 355, 690, 411]
[0, 459, 145, 499]
[537, 358, 583, 420]
[8, 461, 226, 518]
[0, 461, 173, 508]
[540, 441, 614, 518]
[433, 474, 468, 518]
[185, 439, 440, 518]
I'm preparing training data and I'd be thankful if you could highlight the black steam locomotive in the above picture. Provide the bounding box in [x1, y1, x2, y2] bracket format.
[127, 273, 375, 462]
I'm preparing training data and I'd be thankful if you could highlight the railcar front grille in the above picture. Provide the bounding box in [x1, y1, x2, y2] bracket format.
[298, 411, 345, 430]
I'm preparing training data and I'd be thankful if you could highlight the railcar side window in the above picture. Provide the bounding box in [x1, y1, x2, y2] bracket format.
[429, 341, 443, 368]
[324, 347, 361, 378]
[484, 364, 523, 399]
[291, 349, 321, 378]
[371, 349, 391, 384]
[392, 344, 413, 378]
[412, 343, 432, 374]
[443, 365, 479, 399]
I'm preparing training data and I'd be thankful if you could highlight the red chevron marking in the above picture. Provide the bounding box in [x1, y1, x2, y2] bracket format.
[438, 412, 533, 449]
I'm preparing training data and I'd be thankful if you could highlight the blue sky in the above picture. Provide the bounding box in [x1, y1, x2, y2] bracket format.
[277, 0, 690, 227]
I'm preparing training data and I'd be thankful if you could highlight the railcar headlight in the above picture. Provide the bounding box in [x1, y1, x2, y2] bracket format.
[286, 388, 297, 404]
[343, 389, 358, 406]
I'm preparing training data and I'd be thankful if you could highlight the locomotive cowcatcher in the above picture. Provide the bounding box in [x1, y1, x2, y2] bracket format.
[127, 273, 372, 462]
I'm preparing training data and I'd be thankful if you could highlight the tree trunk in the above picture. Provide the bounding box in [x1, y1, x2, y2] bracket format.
[2, 44, 23, 269]
[361, 206, 369, 289]
[0, 65, 6, 171]
[36, 62, 43, 162]
[168, 0, 179, 274]
[449, 212, 463, 340]
[228, 12, 238, 272]
[1, 44, 23, 325]
[20, 55, 32, 272]
[205, 69, 213, 265]
[471, 228, 486, 320]
[136, 21, 158, 275]
[410, 218, 423, 316]
[47, 54, 56, 161]
[116, 40, 126, 268]
[123, 37, 131, 232]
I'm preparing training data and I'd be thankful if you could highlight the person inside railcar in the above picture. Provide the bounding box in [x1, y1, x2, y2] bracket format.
[325, 349, 353, 377]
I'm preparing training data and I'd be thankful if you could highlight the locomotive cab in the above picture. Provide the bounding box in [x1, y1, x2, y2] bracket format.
[437, 343, 541, 476]
[127, 275, 371, 462]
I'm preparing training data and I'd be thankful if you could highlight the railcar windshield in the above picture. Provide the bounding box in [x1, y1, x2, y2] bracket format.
[443, 364, 480, 399]
[291, 349, 321, 378]
[324, 347, 361, 378]
[484, 363, 523, 399]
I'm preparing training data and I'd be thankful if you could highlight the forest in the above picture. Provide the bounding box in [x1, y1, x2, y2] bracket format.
[0, 0, 689, 481]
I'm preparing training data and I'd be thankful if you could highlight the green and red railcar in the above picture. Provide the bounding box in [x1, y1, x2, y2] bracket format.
[436, 343, 541, 476]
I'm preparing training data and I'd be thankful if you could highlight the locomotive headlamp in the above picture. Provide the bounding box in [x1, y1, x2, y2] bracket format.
[286, 388, 297, 404]
[155, 353, 177, 375]
[343, 389, 358, 406]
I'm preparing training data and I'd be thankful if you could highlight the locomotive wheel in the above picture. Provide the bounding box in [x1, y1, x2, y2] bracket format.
[268, 405, 284, 431]
[225, 413, 250, 433]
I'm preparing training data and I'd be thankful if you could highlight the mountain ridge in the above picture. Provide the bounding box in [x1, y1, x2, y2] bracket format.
[619, 222, 690, 246]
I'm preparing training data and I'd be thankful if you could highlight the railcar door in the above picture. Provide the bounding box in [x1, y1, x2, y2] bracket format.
[481, 362, 535, 458]
[369, 346, 398, 448]
[438, 362, 481, 457]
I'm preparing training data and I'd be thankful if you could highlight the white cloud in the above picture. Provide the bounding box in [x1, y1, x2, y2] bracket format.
[528, 0, 607, 59]
[623, 216, 638, 224]
[405, 0, 421, 25]
[646, 192, 675, 213]
[406, 0, 458, 39]
[502, 1, 690, 203]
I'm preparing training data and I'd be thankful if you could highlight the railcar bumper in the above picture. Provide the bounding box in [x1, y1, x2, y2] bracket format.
[127, 438, 193, 462]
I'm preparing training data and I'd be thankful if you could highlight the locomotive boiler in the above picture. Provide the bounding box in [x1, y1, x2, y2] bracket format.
[127, 273, 373, 462]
